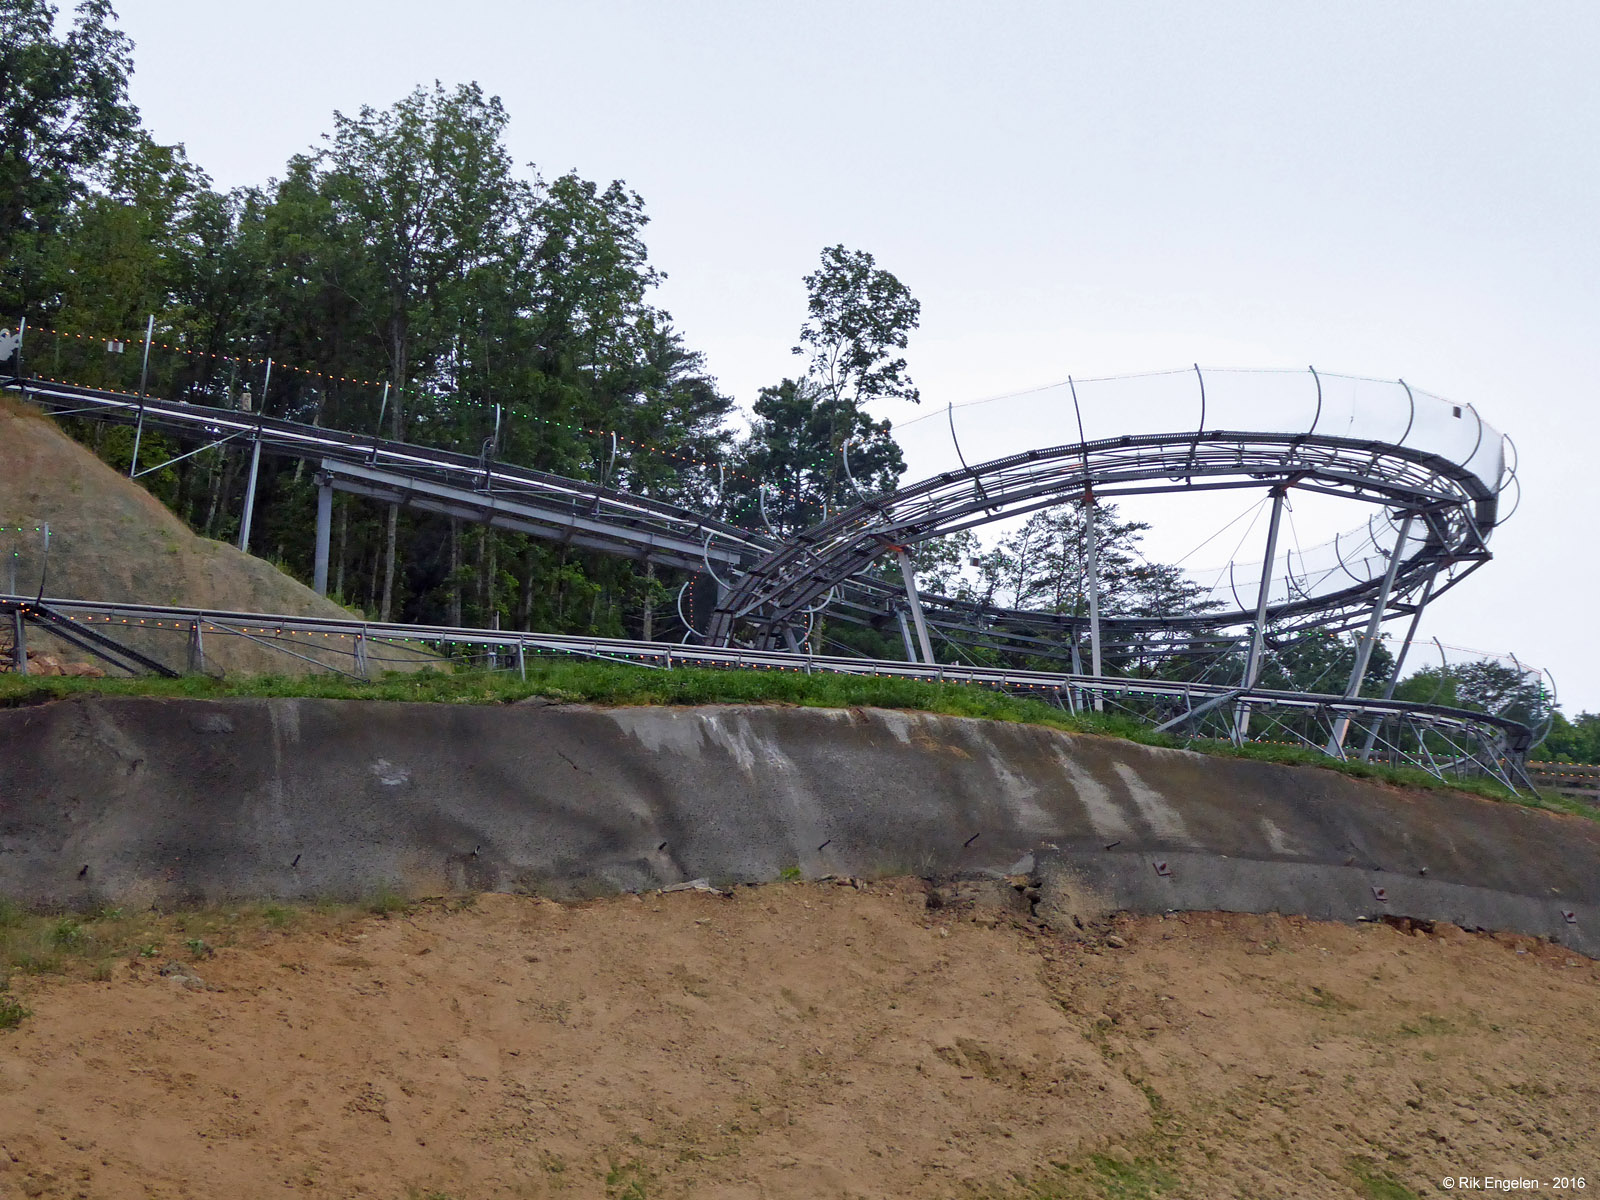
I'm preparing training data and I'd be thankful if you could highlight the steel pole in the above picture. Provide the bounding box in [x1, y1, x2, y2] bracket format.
[11, 608, 25, 675]
[1234, 486, 1288, 739]
[1327, 512, 1416, 753]
[238, 435, 263, 553]
[1358, 568, 1438, 762]
[313, 476, 333, 596]
[138, 315, 154, 396]
[1084, 492, 1103, 712]
[895, 548, 936, 665]
[895, 607, 917, 663]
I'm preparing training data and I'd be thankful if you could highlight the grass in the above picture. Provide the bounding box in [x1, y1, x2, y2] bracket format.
[1346, 1154, 1422, 1200]
[0, 893, 393, 986]
[0, 660, 1573, 814]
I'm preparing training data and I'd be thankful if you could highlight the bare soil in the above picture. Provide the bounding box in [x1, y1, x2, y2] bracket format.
[1, 881, 1595, 1199]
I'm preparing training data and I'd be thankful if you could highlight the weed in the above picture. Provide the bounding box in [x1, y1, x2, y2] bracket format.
[0, 990, 28, 1031]
[778, 866, 802, 882]
[1346, 1154, 1421, 1200]
[261, 904, 294, 928]
[1304, 985, 1358, 1013]
[1396, 1013, 1456, 1038]
[367, 889, 411, 916]
[50, 918, 88, 949]
[185, 938, 214, 959]
[604, 1157, 652, 1200]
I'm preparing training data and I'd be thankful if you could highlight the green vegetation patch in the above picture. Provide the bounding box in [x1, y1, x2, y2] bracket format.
[0, 660, 1569, 813]
[1346, 1154, 1422, 1200]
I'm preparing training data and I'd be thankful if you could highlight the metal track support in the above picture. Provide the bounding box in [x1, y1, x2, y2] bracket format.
[313, 476, 333, 597]
[1084, 491, 1103, 712]
[895, 548, 936, 665]
[188, 619, 205, 674]
[1359, 568, 1437, 762]
[238, 435, 263, 554]
[894, 607, 918, 664]
[1234, 485, 1288, 740]
[11, 607, 26, 675]
[1327, 511, 1416, 753]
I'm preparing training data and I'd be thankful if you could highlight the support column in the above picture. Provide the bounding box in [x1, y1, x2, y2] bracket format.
[1327, 512, 1416, 754]
[895, 607, 917, 663]
[238, 435, 263, 554]
[1234, 485, 1289, 740]
[11, 608, 26, 675]
[1083, 489, 1103, 712]
[188, 620, 205, 675]
[1358, 568, 1438, 762]
[895, 547, 936, 665]
[313, 475, 333, 596]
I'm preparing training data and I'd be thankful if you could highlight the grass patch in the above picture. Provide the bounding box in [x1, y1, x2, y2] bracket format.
[0, 987, 29, 1031]
[0, 898, 380, 982]
[0, 661, 1560, 813]
[1346, 1154, 1422, 1200]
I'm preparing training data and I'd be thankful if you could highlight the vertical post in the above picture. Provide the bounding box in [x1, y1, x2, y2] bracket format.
[1234, 486, 1289, 740]
[313, 475, 333, 596]
[1358, 568, 1438, 762]
[14, 317, 23, 379]
[129, 315, 154, 479]
[138, 315, 154, 396]
[895, 547, 936, 665]
[129, 401, 145, 478]
[1327, 512, 1416, 754]
[261, 357, 272, 411]
[516, 640, 526, 682]
[237, 434, 263, 553]
[1083, 489, 1104, 712]
[11, 607, 26, 675]
[895, 607, 917, 664]
[188, 619, 205, 675]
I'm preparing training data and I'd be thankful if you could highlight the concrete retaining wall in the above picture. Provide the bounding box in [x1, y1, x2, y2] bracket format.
[1, 696, 1595, 955]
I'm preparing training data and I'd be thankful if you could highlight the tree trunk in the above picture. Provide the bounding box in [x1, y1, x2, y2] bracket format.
[334, 495, 347, 601]
[379, 502, 399, 622]
[642, 561, 655, 641]
[448, 519, 462, 627]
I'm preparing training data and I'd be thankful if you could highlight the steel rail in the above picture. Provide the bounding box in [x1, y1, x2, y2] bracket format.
[0, 593, 1533, 754]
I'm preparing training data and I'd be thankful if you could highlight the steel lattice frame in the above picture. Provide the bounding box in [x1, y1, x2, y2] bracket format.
[705, 429, 1500, 648]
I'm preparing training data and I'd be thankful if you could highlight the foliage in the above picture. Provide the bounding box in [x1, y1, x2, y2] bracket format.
[0, 0, 141, 312]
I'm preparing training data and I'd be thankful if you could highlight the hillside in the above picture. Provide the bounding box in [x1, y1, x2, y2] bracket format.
[1, 883, 1595, 1199]
[0, 398, 424, 675]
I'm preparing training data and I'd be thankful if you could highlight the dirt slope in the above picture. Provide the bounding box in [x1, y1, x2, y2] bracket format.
[0, 398, 422, 675]
[1, 881, 1595, 1199]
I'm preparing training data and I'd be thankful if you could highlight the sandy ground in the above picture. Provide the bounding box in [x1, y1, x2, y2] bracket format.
[1, 881, 1596, 1200]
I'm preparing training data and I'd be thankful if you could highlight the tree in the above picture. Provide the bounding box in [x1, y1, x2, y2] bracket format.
[314, 82, 524, 619]
[729, 378, 903, 536]
[795, 244, 921, 410]
[0, 0, 140, 313]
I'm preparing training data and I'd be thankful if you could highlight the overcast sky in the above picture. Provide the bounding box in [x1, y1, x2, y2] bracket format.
[111, 0, 1600, 709]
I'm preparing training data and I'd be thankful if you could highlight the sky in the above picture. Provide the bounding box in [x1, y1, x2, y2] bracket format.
[111, 0, 1600, 709]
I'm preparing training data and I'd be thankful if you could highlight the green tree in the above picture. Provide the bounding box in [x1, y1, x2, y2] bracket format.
[730, 378, 903, 536]
[0, 0, 140, 313]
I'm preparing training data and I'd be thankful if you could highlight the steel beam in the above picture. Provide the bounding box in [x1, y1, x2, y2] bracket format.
[895, 548, 936, 665]
[238, 435, 263, 554]
[1235, 486, 1288, 739]
[1327, 511, 1416, 753]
